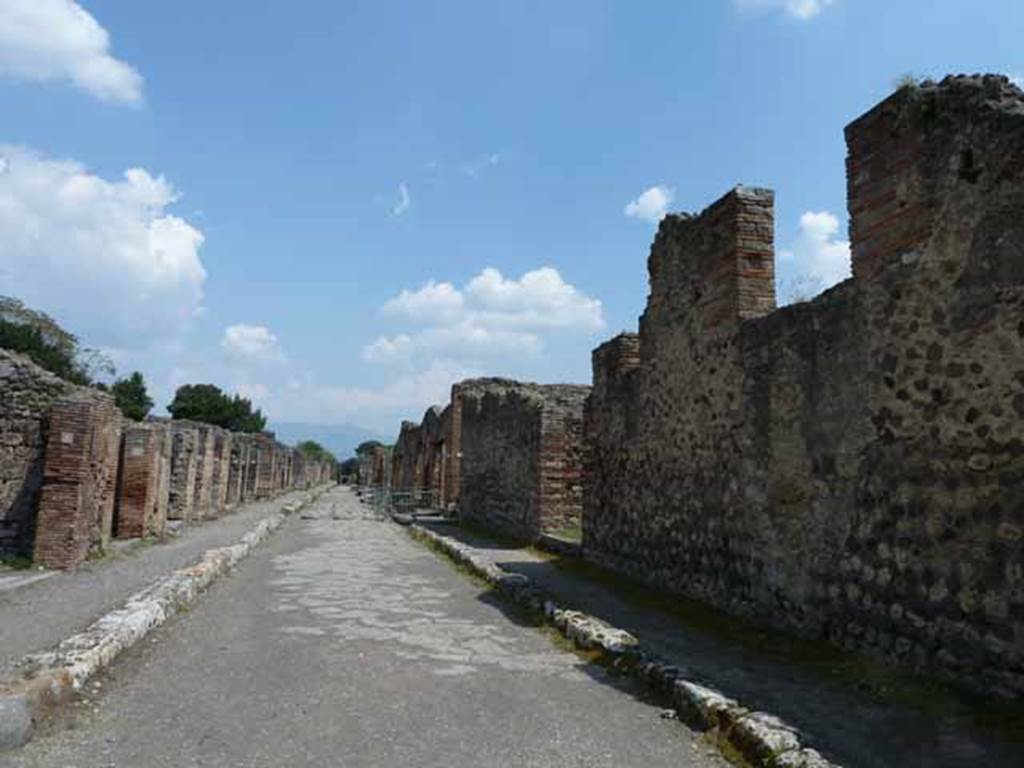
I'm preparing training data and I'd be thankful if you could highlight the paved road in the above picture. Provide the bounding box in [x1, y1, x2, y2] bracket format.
[5, 488, 727, 768]
[0, 489, 312, 685]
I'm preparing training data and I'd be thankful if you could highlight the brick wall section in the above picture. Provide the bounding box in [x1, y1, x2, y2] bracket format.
[114, 421, 171, 539]
[0, 350, 73, 557]
[457, 379, 589, 541]
[584, 75, 1024, 698]
[33, 391, 122, 569]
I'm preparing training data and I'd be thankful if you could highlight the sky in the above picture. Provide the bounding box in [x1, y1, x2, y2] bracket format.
[0, 0, 1021, 438]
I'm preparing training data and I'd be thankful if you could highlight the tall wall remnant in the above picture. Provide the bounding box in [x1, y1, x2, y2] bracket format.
[33, 391, 123, 569]
[115, 421, 171, 539]
[0, 350, 73, 557]
[584, 75, 1024, 698]
[454, 378, 589, 540]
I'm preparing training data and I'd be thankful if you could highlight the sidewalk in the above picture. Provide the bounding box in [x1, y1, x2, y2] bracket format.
[0, 490, 310, 685]
[417, 521, 1024, 768]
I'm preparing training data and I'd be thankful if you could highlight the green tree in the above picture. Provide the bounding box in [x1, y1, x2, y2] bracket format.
[355, 440, 384, 455]
[167, 384, 267, 433]
[296, 440, 335, 462]
[0, 296, 113, 385]
[111, 372, 154, 421]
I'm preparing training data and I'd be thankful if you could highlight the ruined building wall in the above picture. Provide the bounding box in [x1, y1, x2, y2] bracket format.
[167, 423, 199, 522]
[190, 424, 217, 521]
[115, 421, 171, 539]
[33, 391, 123, 569]
[391, 421, 421, 492]
[459, 379, 589, 540]
[0, 350, 73, 557]
[584, 75, 1024, 697]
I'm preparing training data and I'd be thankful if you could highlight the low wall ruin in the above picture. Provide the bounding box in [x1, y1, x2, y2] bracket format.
[0, 350, 335, 568]
[584, 75, 1024, 698]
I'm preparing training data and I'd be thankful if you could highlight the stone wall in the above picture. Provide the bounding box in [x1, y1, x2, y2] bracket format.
[584, 75, 1024, 698]
[167, 422, 199, 522]
[0, 350, 73, 557]
[115, 421, 171, 539]
[457, 378, 589, 540]
[33, 391, 123, 569]
[0, 344, 334, 568]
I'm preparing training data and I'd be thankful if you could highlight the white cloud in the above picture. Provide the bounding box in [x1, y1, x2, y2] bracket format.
[382, 281, 463, 322]
[778, 210, 851, 303]
[221, 324, 285, 363]
[0, 145, 205, 348]
[390, 182, 411, 216]
[737, 0, 835, 20]
[366, 266, 604, 365]
[0, 0, 143, 103]
[1011, 73, 1024, 90]
[624, 185, 673, 223]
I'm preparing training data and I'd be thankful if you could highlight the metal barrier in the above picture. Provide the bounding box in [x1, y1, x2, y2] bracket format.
[356, 485, 442, 517]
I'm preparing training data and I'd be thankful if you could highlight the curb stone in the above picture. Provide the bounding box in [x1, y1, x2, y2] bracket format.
[407, 524, 842, 768]
[0, 485, 332, 752]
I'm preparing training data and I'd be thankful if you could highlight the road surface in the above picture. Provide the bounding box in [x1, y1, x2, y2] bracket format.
[6, 487, 726, 768]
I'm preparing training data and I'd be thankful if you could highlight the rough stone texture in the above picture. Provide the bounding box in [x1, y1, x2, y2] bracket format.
[0, 350, 73, 557]
[32, 391, 123, 569]
[457, 378, 589, 541]
[209, 428, 232, 517]
[584, 76, 1024, 698]
[390, 406, 452, 506]
[189, 424, 217, 521]
[114, 422, 171, 539]
[357, 443, 391, 487]
[167, 423, 200, 522]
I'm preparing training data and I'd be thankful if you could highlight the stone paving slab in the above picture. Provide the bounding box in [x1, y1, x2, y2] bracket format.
[6, 487, 729, 768]
[418, 522, 1024, 768]
[0, 490, 310, 685]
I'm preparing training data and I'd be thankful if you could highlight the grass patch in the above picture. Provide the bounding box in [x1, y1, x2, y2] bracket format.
[0, 553, 34, 570]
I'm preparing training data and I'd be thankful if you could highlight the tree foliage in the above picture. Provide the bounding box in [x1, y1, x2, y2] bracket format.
[296, 440, 335, 462]
[0, 295, 113, 385]
[111, 372, 154, 421]
[339, 457, 359, 478]
[355, 440, 384, 455]
[167, 384, 267, 433]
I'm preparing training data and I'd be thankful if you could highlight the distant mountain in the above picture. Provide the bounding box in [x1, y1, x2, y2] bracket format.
[269, 421, 388, 460]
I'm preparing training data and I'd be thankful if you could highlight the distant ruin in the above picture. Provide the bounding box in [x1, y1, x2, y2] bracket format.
[584, 75, 1024, 697]
[383, 378, 590, 541]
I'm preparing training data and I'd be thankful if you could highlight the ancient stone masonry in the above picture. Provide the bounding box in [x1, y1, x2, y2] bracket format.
[114, 421, 171, 539]
[390, 406, 452, 505]
[584, 75, 1024, 698]
[458, 380, 589, 540]
[0, 350, 74, 557]
[357, 442, 391, 487]
[0, 348, 335, 568]
[167, 422, 200, 523]
[33, 391, 122, 569]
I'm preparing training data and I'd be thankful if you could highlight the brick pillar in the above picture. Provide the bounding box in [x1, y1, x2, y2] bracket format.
[115, 421, 171, 539]
[33, 392, 122, 569]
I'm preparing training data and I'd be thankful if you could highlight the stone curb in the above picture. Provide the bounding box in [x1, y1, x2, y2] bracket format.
[408, 524, 842, 768]
[0, 484, 333, 752]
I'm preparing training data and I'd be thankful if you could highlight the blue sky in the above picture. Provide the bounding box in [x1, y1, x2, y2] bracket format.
[1, 0, 1021, 437]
